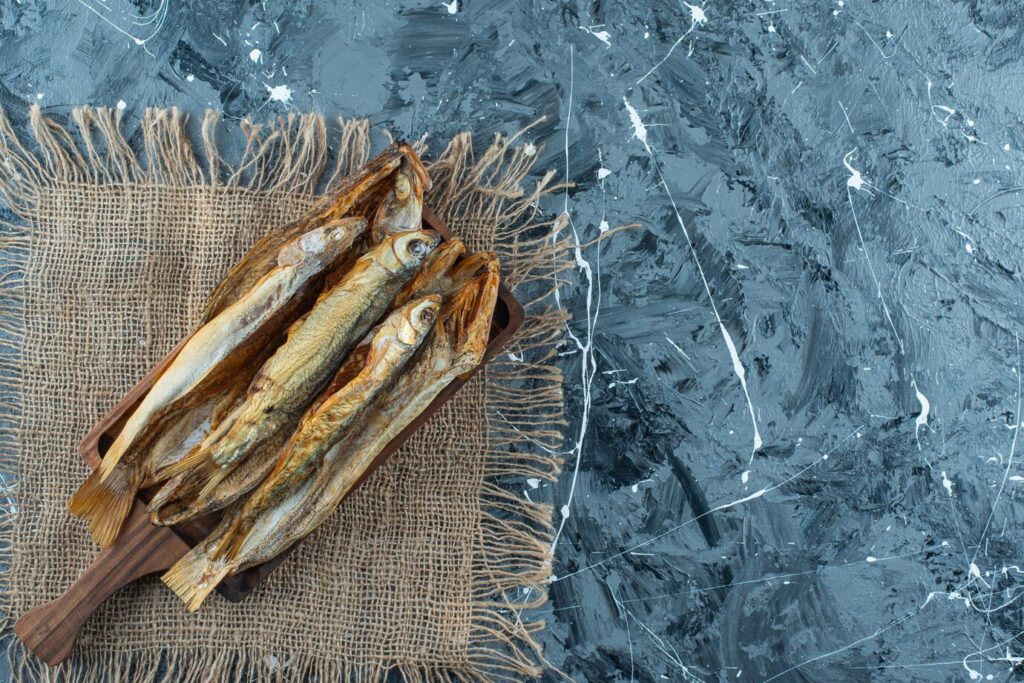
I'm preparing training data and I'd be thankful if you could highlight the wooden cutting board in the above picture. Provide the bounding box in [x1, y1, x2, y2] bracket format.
[14, 208, 524, 665]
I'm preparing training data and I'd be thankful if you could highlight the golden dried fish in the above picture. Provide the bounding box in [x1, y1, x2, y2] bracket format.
[369, 155, 430, 243]
[203, 144, 429, 321]
[148, 343, 374, 525]
[392, 238, 465, 307]
[201, 148, 401, 321]
[69, 219, 364, 547]
[145, 382, 247, 479]
[158, 230, 442, 480]
[161, 263, 498, 611]
[316, 148, 433, 294]
[213, 296, 439, 558]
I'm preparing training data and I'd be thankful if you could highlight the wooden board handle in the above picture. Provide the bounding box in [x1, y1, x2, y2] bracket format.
[14, 501, 190, 666]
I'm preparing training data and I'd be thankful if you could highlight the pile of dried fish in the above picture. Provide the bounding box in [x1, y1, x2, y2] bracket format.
[68, 144, 500, 611]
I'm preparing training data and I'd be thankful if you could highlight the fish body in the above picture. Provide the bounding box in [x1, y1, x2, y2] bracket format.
[213, 296, 440, 558]
[69, 219, 364, 547]
[162, 260, 498, 611]
[158, 230, 441, 479]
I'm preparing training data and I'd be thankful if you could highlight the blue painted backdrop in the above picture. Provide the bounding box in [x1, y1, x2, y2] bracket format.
[3, 1, 1024, 680]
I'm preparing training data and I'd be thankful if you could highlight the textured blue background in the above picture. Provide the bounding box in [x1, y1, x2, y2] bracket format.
[4, 1, 1024, 680]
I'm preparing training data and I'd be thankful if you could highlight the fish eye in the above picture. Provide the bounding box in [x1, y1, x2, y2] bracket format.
[406, 238, 428, 257]
[420, 308, 436, 324]
[395, 176, 412, 200]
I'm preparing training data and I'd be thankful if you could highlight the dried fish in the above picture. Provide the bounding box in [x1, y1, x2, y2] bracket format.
[370, 155, 431, 242]
[157, 230, 442, 480]
[201, 148, 401, 321]
[392, 238, 465, 307]
[69, 219, 365, 547]
[212, 296, 440, 558]
[203, 144, 429, 320]
[161, 263, 497, 611]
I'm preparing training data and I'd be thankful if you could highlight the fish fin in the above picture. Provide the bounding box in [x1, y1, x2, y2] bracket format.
[154, 443, 211, 480]
[213, 517, 249, 562]
[162, 546, 231, 612]
[68, 465, 137, 547]
[197, 466, 231, 501]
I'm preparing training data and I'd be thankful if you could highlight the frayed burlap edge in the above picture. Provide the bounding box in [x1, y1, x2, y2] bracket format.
[0, 105, 573, 682]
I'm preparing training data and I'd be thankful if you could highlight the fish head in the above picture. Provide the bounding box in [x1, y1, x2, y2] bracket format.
[370, 157, 429, 242]
[392, 239, 466, 308]
[379, 229, 441, 274]
[278, 217, 367, 268]
[399, 295, 442, 345]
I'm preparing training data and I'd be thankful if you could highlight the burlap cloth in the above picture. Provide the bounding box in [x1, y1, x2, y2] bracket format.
[0, 106, 571, 681]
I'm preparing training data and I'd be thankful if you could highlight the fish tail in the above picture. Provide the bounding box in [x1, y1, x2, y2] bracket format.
[68, 464, 137, 547]
[96, 445, 125, 480]
[161, 546, 232, 612]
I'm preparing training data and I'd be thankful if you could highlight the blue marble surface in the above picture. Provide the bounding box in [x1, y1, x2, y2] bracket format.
[3, 0, 1024, 680]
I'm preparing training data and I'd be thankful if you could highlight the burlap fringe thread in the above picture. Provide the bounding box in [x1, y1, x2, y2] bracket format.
[0, 105, 575, 682]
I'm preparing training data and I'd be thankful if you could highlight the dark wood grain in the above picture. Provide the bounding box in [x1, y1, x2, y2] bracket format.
[15, 207, 524, 663]
[13, 501, 191, 666]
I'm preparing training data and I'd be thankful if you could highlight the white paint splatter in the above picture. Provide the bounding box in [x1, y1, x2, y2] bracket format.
[116, 100, 126, 110]
[623, 97, 648, 147]
[637, 3, 708, 83]
[843, 149, 868, 192]
[722, 327, 764, 452]
[74, 0, 168, 55]
[441, 0, 458, 13]
[914, 380, 930, 443]
[526, 478, 540, 489]
[866, 556, 878, 563]
[580, 25, 612, 47]
[942, 471, 955, 496]
[186, 74, 195, 82]
[597, 167, 612, 179]
[523, 142, 536, 156]
[264, 83, 293, 104]
[560, 504, 571, 519]
[249, 48, 262, 62]
[598, 220, 610, 233]
[35, 93, 43, 100]
[687, 2, 707, 24]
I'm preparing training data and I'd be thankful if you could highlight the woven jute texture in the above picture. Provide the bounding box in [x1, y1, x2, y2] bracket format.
[0, 106, 572, 681]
